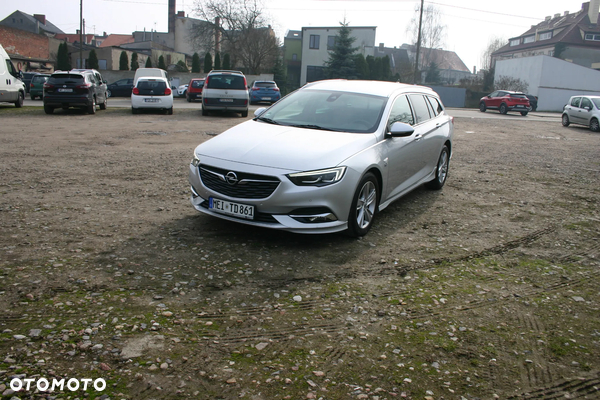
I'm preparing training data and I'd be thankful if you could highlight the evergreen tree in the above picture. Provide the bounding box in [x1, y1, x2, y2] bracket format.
[354, 54, 369, 80]
[87, 49, 99, 70]
[158, 55, 166, 70]
[191, 53, 201, 73]
[119, 51, 129, 70]
[380, 55, 391, 81]
[483, 66, 494, 92]
[130, 52, 139, 70]
[175, 60, 188, 72]
[324, 21, 358, 79]
[214, 52, 221, 69]
[425, 62, 441, 84]
[57, 42, 71, 71]
[222, 53, 231, 70]
[272, 57, 286, 94]
[204, 52, 213, 73]
[145, 57, 152, 68]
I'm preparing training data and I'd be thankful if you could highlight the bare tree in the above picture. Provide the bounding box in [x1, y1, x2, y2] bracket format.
[191, 0, 280, 74]
[407, 3, 446, 72]
[480, 36, 505, 71]
[494, 75, 529, 92]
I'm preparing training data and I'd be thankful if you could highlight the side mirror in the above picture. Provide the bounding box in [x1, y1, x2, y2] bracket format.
[387, 122, 414, 138]
[254, 107, 267, 118]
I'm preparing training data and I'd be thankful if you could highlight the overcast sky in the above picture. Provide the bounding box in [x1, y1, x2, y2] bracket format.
[0, 0, 591, 71]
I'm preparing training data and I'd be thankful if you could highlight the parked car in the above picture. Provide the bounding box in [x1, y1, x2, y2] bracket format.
[479, 90, 530, 116]
[186, 78, 204, 102]
[249, 80, 281, 104]
[21, 72, 39, 93]
[107, 78, 134, 97]
[177, 84, 188, 97]
[189, 80, 454, 236]
[29, 74, 50, 100]
[202, 70, 249, 117]
[562, 95, 600, 132]
[43, 70, 108, 114]
[133, 67, 168, 85]
[131, 76, 173, 114]
[525, 94, 538, 111]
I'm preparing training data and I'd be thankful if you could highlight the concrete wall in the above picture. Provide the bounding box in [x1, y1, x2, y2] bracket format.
[427, 85, 466, 108]
[495, 55, 600, 111]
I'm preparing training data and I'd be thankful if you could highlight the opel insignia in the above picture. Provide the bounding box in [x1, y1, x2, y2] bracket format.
[189, 80, 454, 236]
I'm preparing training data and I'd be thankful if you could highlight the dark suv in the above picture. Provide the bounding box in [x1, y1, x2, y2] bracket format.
[479, 90, 530, 116]
[43, 69, 108, 114]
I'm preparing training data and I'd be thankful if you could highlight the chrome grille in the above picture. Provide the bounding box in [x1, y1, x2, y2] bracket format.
[199, 165, 280, 199]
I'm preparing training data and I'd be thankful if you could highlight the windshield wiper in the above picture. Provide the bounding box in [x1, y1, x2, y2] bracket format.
[256, 116, 281, 125]
[289, 124, 338, 131]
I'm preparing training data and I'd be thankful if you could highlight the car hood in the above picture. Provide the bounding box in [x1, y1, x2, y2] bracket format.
[196, 120, 378, 171]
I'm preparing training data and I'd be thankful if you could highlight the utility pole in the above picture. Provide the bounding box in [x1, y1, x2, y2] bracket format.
[413, 0, 424, 84]
[79, 0, 83, 69]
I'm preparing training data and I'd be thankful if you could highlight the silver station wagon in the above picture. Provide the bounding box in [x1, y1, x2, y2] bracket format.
[189, 80, 454, 236]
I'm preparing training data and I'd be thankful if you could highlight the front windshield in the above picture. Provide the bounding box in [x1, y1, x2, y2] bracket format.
[256, 89, 387, 133]
[592, 98, 600, 109]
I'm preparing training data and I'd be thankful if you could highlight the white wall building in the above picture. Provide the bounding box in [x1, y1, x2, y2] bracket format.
[495, 55, 600, 111]
[300, 26, 376, 85]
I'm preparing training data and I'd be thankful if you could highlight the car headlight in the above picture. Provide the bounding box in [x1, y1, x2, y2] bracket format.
[191, 153, 200, 167]
[287, 167, 346, 187]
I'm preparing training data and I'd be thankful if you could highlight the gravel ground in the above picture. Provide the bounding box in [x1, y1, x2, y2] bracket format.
[0, 107, 599, 400]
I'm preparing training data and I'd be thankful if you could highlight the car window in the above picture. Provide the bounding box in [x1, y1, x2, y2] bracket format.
[408, 94, 432, 125]
[206, 75, 246, 90]
[388, 95, 414, 128]
[427, 96, 443, 115]
[592, 98, 600, 109]
[571, 97, 581, 108]
[191, 80, 204, 88]
[137, 80, 167, 90]
[255, 82, 276, 88]
[49, 74, 85, 85]
[510, 94, 527, 99]
[581, 97, 593, 109]
[489, 91, 498, 97]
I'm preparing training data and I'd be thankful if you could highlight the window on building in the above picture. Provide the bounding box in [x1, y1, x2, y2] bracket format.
[510, 39, 520, 46]
[523, 35, 535, 44]
[539, 32, 552, 40]
[306, 65, 325, 82]
[309, 35, 320, 49]
[585, 33, 600, 41]
[327, 36, 336, 50]
[292, 54, 297, 61]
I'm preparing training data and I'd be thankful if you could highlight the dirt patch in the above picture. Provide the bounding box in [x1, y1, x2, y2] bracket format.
[0, 107, 599, 399]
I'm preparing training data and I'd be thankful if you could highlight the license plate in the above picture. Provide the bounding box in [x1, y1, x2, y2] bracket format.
[58, 88, 73, 92]
[261, 97, 270, 100]
[209, 198, 254, 220]
[145, 98, 159, 103]
[220, 98, 234, 102]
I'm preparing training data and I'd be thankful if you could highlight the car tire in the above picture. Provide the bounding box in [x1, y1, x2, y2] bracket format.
[30, 94, 36, 101]
[88, 97, 96, 114]
[99, 95, 107, 110]
[520, 111, 528, 116]
[44, 105, 54, 114]
[499, 103, 508, 115]
[532, 105, 537, 112]
[167, 107, 173, 115]
[425, 145, 450, 190]
[561, 114, 570, 127]
[15, 92, 24, 108]
[241, 109, 248, 118]
[202, 106, 208, 116]
[346, 172, 379, 237]
[132, 107, 138, 114]
[479, 102, 486, 112]
[590, 118, 600, 132]
[187, 96, 191, 103]
[107, 90, 112, 98]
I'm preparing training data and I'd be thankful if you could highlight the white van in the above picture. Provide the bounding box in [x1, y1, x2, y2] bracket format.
[0, 44, 26, 107]
[133, 68, 168, 85]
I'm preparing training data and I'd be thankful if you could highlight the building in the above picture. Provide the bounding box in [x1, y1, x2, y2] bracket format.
[283, 30, 302, 88]
[0, 10, 63, 35]
[300, 26, 376, 85]
[492, 1, 600, 69]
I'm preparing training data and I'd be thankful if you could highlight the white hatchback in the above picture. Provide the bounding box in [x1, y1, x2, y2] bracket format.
[131, 77, 173, 114]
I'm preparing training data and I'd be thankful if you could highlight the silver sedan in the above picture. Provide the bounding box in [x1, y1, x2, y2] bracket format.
[189, 80, 454, 236]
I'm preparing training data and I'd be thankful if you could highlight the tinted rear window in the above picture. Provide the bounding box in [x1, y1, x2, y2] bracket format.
[137, 80, 167, 90]
[510, 94, 527, 99]
[206, 75, 246, 90]
[191, 80, 204, 88]
[32, 76, 49, 83]
[255, 82, 276, 88]
[48, 74, 85, 84]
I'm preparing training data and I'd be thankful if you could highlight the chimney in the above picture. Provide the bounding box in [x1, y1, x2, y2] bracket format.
[544, 16, 551, 22]
[379, 43, 384, 51]
[177, 11, 185, 17]
[554, 13, 560, 18]
[33, 14, 46, 25]
[590, 0, 600, 24]
[564, 11, 569, 16]
[168, 0, 176, 33]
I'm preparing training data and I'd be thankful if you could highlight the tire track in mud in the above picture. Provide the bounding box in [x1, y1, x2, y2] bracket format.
[506, 372, 600, 399]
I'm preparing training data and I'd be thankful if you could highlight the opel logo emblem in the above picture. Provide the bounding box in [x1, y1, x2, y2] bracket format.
[225, 172, 238, 185]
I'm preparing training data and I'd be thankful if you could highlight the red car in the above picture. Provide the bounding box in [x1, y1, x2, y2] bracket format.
[479, 90, 530, 116]
[186, 78, 205, 102]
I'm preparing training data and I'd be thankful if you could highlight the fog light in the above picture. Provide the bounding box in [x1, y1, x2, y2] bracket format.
[291, 213, 337, 224]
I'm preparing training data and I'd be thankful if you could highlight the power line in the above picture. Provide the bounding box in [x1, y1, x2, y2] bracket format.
[427, 1, 542, 21]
